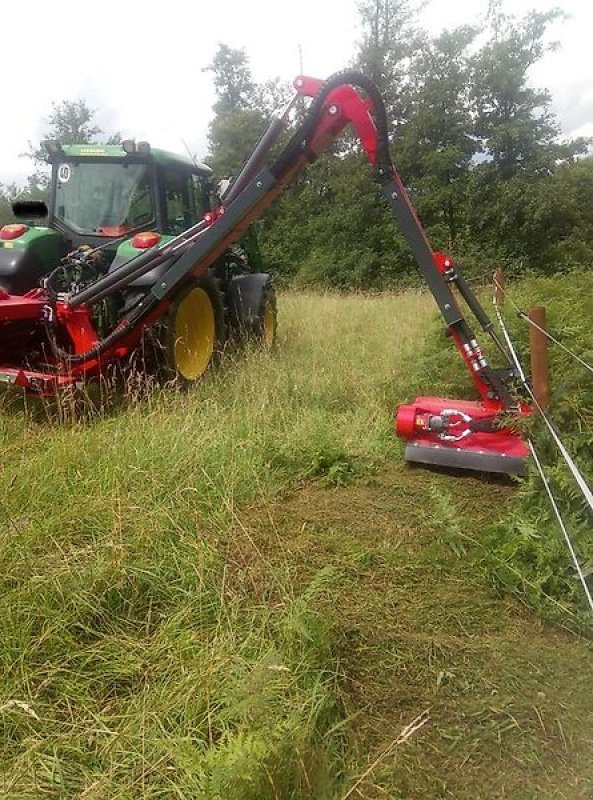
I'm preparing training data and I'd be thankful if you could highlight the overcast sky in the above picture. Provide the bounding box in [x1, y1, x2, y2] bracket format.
[2, 0, 591, 186]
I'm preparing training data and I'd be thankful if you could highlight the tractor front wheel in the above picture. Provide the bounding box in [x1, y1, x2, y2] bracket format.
[165, 277, 225, 384]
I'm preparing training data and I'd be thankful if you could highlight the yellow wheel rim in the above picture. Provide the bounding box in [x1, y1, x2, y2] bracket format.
[171, 287, 215, 381]
[263, 299, 276, 348]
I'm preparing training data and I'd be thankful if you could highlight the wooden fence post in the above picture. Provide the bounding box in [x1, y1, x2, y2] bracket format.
[493, 266, 505, 306]
[528, 306, 551, 410]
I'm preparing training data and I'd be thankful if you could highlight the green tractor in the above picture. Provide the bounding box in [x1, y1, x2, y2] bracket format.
[0, 139, 276, 383]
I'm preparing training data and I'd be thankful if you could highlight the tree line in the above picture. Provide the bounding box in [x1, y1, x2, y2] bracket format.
[3, 0, 592, 289]
[206, 1, 592, 286]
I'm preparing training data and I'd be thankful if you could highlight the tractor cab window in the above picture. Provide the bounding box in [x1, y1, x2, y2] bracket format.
[193, 174, 212, 215]
[54, 161, 155, 236]
[163, 169, 199, 235]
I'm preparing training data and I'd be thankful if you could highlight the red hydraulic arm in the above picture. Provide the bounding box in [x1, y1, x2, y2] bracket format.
[0, 71, 530, 473]
[284, 73, 531, 473]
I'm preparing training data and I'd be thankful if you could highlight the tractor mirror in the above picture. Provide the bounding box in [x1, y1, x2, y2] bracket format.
[216, 178, 232, 201]
[12, 200, 48, 220]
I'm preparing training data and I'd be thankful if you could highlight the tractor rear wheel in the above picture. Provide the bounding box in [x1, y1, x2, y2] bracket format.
[165, 277, 225, 384]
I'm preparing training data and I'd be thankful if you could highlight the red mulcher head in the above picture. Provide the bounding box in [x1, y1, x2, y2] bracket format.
[395, 396, 529, 476]
[391, 250, 532, 476]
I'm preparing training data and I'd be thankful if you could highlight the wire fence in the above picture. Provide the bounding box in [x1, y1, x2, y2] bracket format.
[492, 275, 593, 615]
[492, 274, 593, 377]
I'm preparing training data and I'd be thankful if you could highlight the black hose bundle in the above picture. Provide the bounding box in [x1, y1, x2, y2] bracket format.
[45, 293, 157, 365]
[270, 70, 392, 179]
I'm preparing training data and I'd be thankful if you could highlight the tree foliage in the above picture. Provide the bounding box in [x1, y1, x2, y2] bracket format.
[15, 99, 122, 207]
[0, 182, 21, 227]
[27, 100, 102, 167]
[240, 1, 592, 286]
[203, 44, 256, 116]
[203, 45, 270, 179]
[396, 25, 478, 250]
[355, 0, 419, 120]
[471, 4, 582, 175]
[5, 4, 592, 283]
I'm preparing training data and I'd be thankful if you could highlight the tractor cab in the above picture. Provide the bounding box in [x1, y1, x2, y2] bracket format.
[48, 141, 213, 251]
[0, 141, 214, 295]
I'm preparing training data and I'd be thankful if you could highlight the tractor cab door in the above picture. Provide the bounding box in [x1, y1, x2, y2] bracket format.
[162, 169, 208, 235]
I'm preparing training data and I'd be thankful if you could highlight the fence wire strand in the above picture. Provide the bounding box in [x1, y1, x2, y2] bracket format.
[493, 292, 593, 517]
[492, 275, 593, 377]
[492, 287, 593, 614]
[528, 441, 593, 614]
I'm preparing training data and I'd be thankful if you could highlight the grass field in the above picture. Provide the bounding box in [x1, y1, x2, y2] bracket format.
[1, 289, 592, 798]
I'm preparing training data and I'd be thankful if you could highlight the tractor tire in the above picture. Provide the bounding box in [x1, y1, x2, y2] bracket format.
[165, 276, 225, 385]
[253, 282, 278, 349]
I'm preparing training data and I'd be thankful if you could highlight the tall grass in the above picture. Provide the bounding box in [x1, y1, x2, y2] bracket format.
[2, 280, 592, 797]
[0, 289, 438, 798]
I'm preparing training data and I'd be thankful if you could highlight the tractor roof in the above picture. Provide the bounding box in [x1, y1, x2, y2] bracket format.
[58, 143, 212, 175]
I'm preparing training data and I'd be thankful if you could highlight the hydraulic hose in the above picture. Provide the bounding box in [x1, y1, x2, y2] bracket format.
[68, 220, 208, 308]
[271, 70, 392, 178]
[47, 294, 159, 365]
[223, 93, 298, 208]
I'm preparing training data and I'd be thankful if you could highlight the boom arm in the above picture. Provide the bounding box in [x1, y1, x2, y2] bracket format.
[65, 71, 515, 409]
